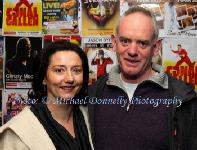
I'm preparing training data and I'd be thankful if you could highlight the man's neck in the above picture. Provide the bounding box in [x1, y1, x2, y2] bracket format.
[121, 68, 156, 84]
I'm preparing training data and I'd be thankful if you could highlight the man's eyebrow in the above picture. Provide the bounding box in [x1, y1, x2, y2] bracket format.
[119, 36, 130, 39]
[137, 39, 150, 44]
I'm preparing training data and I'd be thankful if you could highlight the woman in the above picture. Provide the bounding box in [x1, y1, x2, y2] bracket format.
[0, 40, 94, 150]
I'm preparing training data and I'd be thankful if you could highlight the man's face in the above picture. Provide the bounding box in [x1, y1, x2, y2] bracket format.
[168, 0, 174, 5]
[177, 45, 181, 50]
[25, 39, 31, 57]
[112, 12, 159, 82]
[98, 53, 104, 59]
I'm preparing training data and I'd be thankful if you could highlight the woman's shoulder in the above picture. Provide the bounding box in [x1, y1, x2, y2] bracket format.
[0, 107, 32, 133]
[0, 107, 33, 150]
[0, 128, 29, 150]
[0, 106, 55, 150]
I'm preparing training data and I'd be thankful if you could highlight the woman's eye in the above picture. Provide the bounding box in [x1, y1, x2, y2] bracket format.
[54, 68, 65, 73]
[72, 68, 82, 74]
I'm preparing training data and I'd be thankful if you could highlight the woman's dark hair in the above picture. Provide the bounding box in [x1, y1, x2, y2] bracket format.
[29, 40, 89, 102]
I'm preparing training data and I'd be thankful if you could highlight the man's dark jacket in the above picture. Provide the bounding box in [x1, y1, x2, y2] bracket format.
[88, 73, 197, 150]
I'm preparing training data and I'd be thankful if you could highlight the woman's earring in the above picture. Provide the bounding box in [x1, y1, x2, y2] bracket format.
[43, 80, 47, 92]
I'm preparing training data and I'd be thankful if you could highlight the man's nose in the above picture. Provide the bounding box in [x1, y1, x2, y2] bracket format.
[127, 42, 138, 56]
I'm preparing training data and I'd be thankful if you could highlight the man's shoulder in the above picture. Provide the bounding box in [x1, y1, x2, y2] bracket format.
[168, 74, 194, 89]
[167, 74, 196, 99]
[5, 58, 18, 70]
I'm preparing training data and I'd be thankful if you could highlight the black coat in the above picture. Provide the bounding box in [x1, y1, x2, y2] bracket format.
[88, 74, 197, 150]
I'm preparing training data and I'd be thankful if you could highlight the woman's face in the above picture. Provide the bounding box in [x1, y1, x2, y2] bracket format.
[43, 51, 83, 101]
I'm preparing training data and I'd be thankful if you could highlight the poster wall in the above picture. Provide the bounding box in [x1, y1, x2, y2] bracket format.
[163, 38, 197, 90]
[43, 34, 81, 47]
[82, 36, 118, 84]
[3, 0, 42, 36]
[82, 1, 120, 36]
[2, 89, 29, 124]
[5, 36, 42, 89]
[42, 0, 81, 35]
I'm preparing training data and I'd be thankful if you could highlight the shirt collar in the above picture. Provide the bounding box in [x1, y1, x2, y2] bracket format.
[106, 63, 168, 89]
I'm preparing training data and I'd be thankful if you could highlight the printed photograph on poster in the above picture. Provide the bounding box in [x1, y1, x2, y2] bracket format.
[43, 35, 81, 47]
[82, 1, 120, 36]
[140, 4, 164, 29]
[187, 6, 197, 24]
[82, 37, 118, 84]
[2, 89, 29, 125]
[176, 5, 187, 20]
[164, 2, 197, 35]
[162, 38, 197, 91]
[42, 0, 81, 35]
[120, 0, 164, 29]
[181, 16, 195, 30]
[5, 36, 42, 89]
[3, 0, 42, 36]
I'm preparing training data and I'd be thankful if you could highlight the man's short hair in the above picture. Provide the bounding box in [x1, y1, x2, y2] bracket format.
[116, 6, 159, 41]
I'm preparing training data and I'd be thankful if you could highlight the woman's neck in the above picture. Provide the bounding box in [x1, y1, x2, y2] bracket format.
[47, 99, 75, 137]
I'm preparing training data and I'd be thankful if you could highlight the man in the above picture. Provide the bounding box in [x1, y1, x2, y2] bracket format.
[91, 49, 113, 79]
[88, 6, 197, 150]
[171, 44, 195, 69]
[6, 37, 35, 75]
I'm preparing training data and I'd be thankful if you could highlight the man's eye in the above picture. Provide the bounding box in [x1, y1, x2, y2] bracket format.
[138, 41, 149, 49]
[119, 38, 131, 46]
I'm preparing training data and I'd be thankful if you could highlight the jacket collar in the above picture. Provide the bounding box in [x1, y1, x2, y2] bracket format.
[106, 63, 169, 89]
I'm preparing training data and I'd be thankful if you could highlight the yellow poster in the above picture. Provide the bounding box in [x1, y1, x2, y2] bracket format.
[3, 0, 42, 36]
[163, 38, 197, 91]
[82, 0, 120, 36]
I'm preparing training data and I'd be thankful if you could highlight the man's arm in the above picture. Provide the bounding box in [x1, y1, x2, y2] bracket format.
[91, 56, 98, 65]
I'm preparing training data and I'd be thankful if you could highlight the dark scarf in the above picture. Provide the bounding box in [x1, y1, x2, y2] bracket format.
[30, 104, 92, 150]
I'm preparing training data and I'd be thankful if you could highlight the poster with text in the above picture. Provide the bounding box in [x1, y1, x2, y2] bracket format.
[163, 2, 197, 36]
[43, 35, 81, 47]
[5, 36, 42, 89]
[82, 1, 120, 36]
[163, 38, 197, 91]
[2, 89, 29, 124]
[120, 0, 164, 29]
[82, 36, 118, 84]
[3, 0, 42, 36]
[42, 0, 81, 35]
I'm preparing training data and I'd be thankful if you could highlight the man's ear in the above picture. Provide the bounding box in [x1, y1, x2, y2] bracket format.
[111, 34, 116, 52]
[153, 39, 162, 57]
